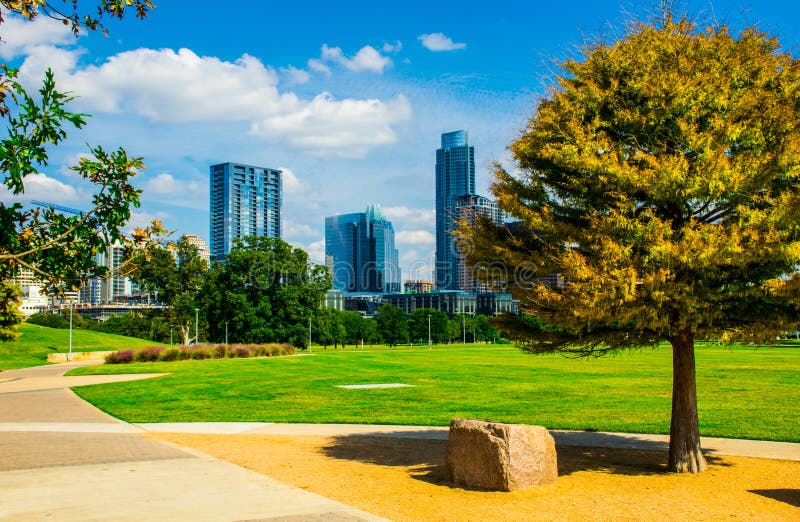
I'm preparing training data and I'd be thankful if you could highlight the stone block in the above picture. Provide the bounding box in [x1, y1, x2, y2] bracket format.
[445, 418, 558, 491]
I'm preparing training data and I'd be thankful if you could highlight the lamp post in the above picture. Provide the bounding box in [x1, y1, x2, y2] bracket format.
[225, 321, 229, 345]
[462, 310, 466, 345]
[68, 302, 73, 362]
[194, 308, 199, 345]
[170, 325, 174, 348]
[308, 317, 312, 353]
[428, 314, 432, 349]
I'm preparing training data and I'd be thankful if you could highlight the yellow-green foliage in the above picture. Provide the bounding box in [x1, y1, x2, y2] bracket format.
[467, 17, 800, 354]
[0, 282, 22, 341]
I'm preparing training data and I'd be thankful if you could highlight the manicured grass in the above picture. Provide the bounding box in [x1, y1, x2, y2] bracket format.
[69, 343, 800, 442]
[0, 323, 164, 370]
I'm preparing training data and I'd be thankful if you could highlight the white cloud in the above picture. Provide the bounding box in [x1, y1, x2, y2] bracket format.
[250, 93, 411, 157]
[22, 47, 291, 122]
[395, 230, 435, 246]
[0, 15, 75, 60]
[141, 172, 207, 209]
[400, 250, 435, 282]
[307, 58, 331, 76]
[382, 41, 402, 54]
[283, 218, 317, 238]
[305, 239, 326, 265]
[17, 45, 410, 157]
[281, 65, 310, 85]
[279, 167, 310, 195]
[419, 33, 467, 52]
[383, 206, 435, 228]
[0, 173, 80, 204]
[320, 44, 391, 73]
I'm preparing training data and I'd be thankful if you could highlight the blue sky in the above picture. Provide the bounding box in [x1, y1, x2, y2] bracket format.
[2, 0, 800, 280]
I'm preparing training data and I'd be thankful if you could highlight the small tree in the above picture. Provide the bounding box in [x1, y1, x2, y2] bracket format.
[129, 235, 208, 345]
[408, 308, 449, 344]
[362, 318, 380, 346]
[464, 14, 800, 473]
[375, 304, 408, 347]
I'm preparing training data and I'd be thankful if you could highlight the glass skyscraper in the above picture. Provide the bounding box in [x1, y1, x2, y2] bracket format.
[325, 204, 401, 293]
[435, 130, 475, 290]
[209, 162, 282, 262]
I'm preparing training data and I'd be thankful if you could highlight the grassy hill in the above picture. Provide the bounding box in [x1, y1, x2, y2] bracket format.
[0, 323, 164, 370]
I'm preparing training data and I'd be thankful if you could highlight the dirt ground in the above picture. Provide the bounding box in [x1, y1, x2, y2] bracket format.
[150, 432, 800, 521]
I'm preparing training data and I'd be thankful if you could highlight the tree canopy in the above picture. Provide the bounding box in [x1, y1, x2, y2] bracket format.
[200, 237, 330, 348]
[464, 15, 800, 473]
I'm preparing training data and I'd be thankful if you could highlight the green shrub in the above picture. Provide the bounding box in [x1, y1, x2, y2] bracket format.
[27, 312, 69, 329]
[134, 346, 164, 362]
[105, 350, 134, 364]
[190, 347, 211, 360]
[213, 344, 227, 359]
[159, 348, 180, 362]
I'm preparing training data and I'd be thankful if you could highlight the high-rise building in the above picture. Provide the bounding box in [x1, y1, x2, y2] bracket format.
[325, 204, 401, 293]
[435, 130, 475, 290]
[78, 241, 136, 304]
[454, 194, 502, 291]
[181, 234, 211, 266]
[209, 162, 282, 262]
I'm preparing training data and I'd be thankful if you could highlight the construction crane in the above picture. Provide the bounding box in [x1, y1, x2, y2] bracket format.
[30, 200, 84, 216]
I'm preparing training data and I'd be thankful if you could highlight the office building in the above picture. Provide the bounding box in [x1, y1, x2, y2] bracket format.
[181, 234, 211, 266]
[209, 162, 282, 262]
[404, 280, 434, 293]
[325, 204, 401, 293]
[435, 130, 475, 290]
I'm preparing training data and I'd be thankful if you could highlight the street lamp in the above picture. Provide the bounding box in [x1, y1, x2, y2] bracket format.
[308, 317, 312, 353]
[170, 325, 174, 348]
[225, 321, 229, 345]
[428, 314, 432, 349]
[68, 302, 73, 362]
[194, 308, 199, 345]
[462, 310, 466, 345]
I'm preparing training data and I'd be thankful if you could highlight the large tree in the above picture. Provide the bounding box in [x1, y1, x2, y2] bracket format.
[464, 15, 800, 473]
[201, 237, 330, 348]
[0, 1, 154, 339]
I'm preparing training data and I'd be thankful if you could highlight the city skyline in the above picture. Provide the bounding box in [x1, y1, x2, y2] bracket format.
[2, 1, 799, 280]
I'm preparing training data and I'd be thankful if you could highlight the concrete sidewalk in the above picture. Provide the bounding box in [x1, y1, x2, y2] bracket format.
[0, 363, 386, 521]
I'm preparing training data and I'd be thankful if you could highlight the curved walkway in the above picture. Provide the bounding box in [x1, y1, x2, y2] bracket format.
[0, 363, 386, 521]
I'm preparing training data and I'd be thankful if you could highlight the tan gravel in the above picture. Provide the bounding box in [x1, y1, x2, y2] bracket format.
[150, 432, 800, 521]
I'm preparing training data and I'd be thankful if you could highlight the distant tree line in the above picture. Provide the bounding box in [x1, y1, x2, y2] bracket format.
[27, 236, 503, 348]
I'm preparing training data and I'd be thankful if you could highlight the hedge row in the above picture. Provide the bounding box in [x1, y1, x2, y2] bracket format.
[105, 343, 295, 364]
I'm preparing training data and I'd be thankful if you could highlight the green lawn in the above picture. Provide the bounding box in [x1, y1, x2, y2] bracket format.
[68, 343, 800, 442]
[0, 323, 164, 370]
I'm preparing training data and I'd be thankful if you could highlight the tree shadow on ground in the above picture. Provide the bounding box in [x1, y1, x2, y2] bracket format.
[748, 489, 800, 508]
[321, 431, 731, 488]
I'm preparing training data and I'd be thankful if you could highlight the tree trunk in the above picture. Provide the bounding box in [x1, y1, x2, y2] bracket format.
[668, 330, 707, 473]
